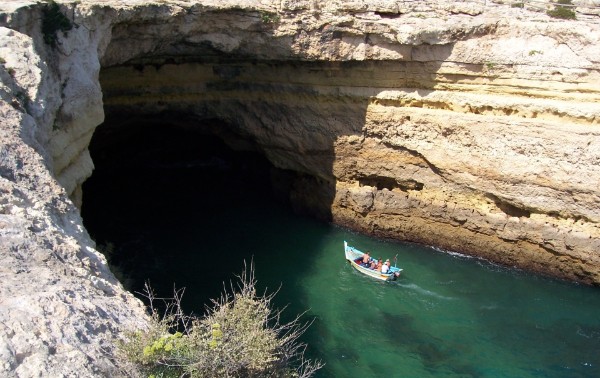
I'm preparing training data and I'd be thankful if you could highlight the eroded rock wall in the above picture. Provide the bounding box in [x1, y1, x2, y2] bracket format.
[0, 3, 147, 377]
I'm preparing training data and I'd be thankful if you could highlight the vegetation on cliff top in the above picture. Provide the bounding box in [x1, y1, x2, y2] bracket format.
[41, 0, 73, 47]
[117, 264, 322, 377]
[547, 0, 577, 19]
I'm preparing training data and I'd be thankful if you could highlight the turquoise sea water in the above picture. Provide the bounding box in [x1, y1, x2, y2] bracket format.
[82, 133, 600, 378]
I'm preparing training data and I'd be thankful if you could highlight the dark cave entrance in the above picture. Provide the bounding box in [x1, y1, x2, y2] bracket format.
[80, 115, 316, 308]
[81, 116, 287, 214]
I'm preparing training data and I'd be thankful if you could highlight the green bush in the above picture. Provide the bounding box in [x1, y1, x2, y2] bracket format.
[547, 0, 577, 19]
[118, 264, 322, 377]
[41, 1, 73, 47]
[260, 11, 280, 24]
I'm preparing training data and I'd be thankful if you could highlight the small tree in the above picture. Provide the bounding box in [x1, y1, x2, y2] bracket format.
[118, 263, 323, 377]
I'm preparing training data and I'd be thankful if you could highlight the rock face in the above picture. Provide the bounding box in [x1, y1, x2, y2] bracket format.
[0, 0, 599, 375]
[0, 10, 147, 377]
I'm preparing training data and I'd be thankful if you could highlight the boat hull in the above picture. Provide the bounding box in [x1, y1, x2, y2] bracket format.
[344, 241, 402, 281]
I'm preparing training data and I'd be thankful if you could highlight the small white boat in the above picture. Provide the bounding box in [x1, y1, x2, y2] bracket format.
[344, 241, 403, 281]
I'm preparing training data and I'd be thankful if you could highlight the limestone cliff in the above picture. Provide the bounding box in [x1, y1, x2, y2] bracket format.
[0, 0, 599, 376]
[97, 0, 600, 285]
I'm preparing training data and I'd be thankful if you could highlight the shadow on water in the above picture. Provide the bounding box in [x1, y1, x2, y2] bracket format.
[378, 311, 479, 377]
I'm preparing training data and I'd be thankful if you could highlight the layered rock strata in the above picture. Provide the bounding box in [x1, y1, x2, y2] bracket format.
[1, 0, 600, 376]
[98, 1, 600, 284]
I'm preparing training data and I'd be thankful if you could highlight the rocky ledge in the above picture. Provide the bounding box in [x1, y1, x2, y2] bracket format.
[1, 0, 599, 376]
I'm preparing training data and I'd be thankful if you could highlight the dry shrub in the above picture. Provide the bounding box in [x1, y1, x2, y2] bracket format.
[118, 263, 322, 378]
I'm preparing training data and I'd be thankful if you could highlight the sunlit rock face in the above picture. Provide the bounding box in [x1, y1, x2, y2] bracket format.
[0, 0, 599, 375]
[0, 5, 147, 377]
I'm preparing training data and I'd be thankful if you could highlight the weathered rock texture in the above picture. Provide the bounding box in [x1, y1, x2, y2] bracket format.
[1, 0, 600, 375]
[0, 2, 149, 377]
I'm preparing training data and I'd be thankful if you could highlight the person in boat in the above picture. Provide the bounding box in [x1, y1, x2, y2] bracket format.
[376, 258, 383, 271]
[369, 259, 378, 270]
[381, 259, 391, 274]
[361, 251, 371, 266]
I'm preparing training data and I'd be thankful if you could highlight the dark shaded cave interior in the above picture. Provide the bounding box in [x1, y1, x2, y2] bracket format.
[80, 113, 321, 306]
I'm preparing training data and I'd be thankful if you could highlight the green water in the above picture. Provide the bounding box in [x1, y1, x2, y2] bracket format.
[82, 133, 600, 378]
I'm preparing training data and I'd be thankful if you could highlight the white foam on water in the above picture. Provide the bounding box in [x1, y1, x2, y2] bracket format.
[576, 327, 600, 340]
[432, 247, 476, 260]
[479, 304, 499, 311]
[431, 245, 514, 274]
[398, 282, 455, 301]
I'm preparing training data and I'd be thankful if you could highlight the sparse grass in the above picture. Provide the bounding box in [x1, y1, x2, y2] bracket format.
[118, 263, 323, 378]
[260, 11, 280, 24]
[528, 49, 543, 56]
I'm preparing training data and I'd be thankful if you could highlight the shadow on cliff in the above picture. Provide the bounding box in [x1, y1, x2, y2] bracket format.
[95, 4, 456, 234]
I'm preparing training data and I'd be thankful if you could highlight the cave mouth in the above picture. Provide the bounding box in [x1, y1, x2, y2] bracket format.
[80, 116, 311, 303]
